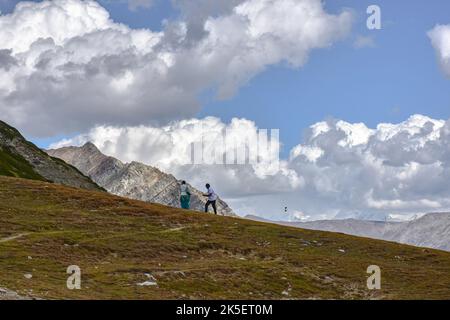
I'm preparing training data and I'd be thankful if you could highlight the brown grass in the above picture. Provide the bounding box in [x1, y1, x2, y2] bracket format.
[1, 176, 450, 300]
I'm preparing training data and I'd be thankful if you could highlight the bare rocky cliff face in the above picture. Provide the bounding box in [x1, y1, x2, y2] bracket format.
[246, 213, 450, 251]
[0, 120, 102, 191]
[382, 212, 450, 251]
[47, 143, 235, 216]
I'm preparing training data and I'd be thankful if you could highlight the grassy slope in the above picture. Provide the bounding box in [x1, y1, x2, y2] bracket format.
[0, 146, 46, 181]
[0, 176, 450, 300]
[0, 122, 44, 181]
[0, 120, 103, 191]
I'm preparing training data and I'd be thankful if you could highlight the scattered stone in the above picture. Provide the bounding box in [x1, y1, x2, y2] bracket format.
[0, 287, 30, 300]
[24, 273, 33, 279]
[300, 240, 311, 246]
[137, 280, 157, 287]
[338, 249, 346, 253]
[137, 273, 158, 287]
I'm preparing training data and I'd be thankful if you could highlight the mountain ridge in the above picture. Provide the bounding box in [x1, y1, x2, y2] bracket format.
[0, 120, 102, 191]
[245, 213, 450, 251]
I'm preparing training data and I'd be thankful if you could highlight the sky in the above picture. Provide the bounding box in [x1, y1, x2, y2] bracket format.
[1, 0, 450, 221]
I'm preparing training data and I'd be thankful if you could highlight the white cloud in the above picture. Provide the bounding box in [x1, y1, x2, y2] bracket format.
[0, 0, 353, 136]
[50, 117, 302, 198]
[288, 114, 450, 220]
[428, 24, 450, 77]
[202, 0, 353, 98]
[52, 114, 450, 221]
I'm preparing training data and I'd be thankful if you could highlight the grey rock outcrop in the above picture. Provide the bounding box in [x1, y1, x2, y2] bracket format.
[0, 287, 31, 300]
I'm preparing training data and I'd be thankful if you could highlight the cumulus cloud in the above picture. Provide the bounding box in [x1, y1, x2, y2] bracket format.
[0, 49, 17, 70]
[0, 0, 353, 136]
[288, 114, 450, 220]
[170, 0, 246, 43]
[428, 24, 450, 77]
[51, 114, 450, 221]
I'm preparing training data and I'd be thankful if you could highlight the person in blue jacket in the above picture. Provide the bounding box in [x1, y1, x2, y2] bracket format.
[180, 181, 191, 209]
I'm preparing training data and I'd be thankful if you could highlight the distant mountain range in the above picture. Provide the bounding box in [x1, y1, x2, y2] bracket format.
[0, 120, 102, 191]
[246, 213, 450, 251]
[47, 143, 235, 216]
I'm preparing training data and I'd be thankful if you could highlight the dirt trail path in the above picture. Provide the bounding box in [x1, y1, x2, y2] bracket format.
[0, 233, 30, 243]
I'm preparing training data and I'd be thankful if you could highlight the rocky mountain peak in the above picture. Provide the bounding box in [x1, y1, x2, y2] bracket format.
[81, 141, 102, 153]
[47, 144, 235, 216]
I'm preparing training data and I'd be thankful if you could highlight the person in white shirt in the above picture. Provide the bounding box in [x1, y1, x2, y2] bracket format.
[203, 183, 218, 215]
[179, 181, 191, 209]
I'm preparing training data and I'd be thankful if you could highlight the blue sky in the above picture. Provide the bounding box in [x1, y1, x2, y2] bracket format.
[2, 0, 449, 155]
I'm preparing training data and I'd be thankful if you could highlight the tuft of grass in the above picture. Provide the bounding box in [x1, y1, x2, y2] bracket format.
[0, 176, 450, 300]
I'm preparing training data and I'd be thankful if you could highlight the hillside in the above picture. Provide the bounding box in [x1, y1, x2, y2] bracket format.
[1, 176, 450, 299]
[47, 143, 234, 215]
[246, 214, 450, 252]
[0, 120, 102, 191]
